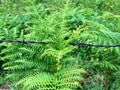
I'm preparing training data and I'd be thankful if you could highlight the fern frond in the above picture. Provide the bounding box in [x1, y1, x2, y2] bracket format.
[113, 70, 120, 90]
[16, 72, 55, 90]
[100, 61, 118, 71]
[55, 66, 86, 89]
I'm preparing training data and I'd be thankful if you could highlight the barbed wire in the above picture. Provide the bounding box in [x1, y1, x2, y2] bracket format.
[70, 42, 120, 47]
[0, 39, 120, 47]
[0, 40, 50, 44]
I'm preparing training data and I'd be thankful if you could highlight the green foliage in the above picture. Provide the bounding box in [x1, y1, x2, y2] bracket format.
[0, 0, 120, 90]
[114, 70, 120, 90]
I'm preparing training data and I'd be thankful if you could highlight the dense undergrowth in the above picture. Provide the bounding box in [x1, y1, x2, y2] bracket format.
[0, 0, 120, 90]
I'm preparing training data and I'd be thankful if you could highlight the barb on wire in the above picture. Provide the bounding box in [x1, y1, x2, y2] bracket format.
[0, 39, 120, 48]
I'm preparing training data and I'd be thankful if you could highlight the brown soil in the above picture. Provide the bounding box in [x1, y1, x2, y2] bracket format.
[0, 83, 10, 90]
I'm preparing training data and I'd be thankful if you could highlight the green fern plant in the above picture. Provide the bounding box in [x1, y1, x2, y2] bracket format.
[64, 5, 120, 89]
[0, 0, 86, 90]
[114, 69, 120, 90]
[70, 8, 120, 90]
[1, 0, 120, 90]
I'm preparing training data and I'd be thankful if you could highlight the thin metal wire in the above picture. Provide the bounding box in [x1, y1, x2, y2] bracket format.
[0, 39, 120, 47]
[70, 42, 120, 47]
[0, 40, 50, 44]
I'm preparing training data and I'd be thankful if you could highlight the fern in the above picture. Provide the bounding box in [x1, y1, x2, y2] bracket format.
[1, 0, 120, 90]
[0, 0, 86, 90]
[113, 69, 120, 90]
